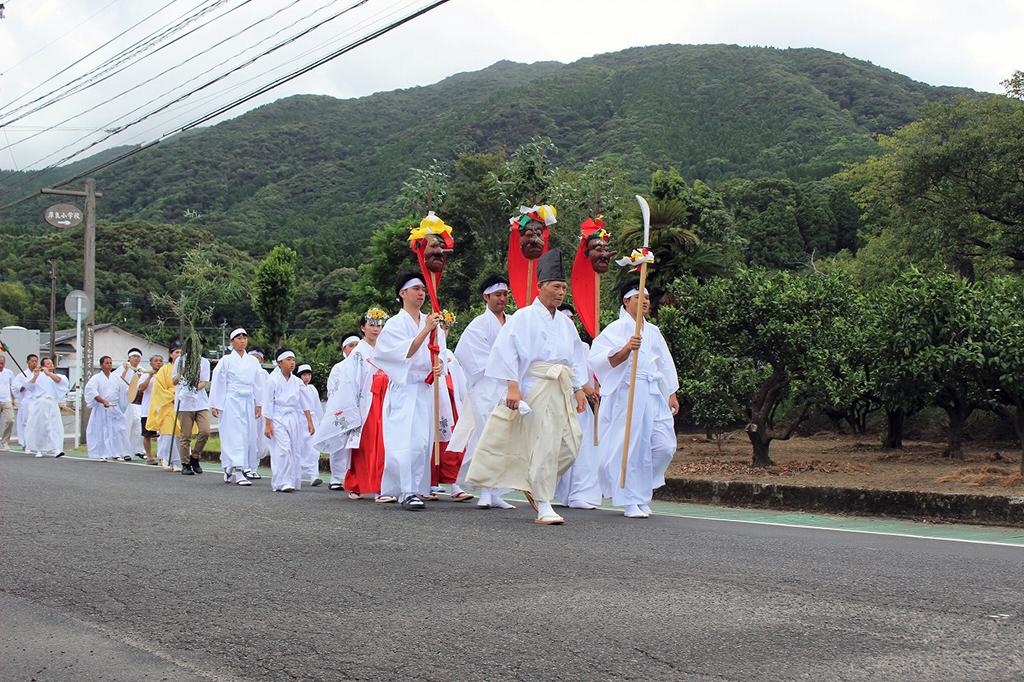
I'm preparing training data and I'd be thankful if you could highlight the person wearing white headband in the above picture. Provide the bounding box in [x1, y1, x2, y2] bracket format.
[119, 348, 148, 461]
[294, 364, 325, 487]
[22, 356, 69, 457]
[262, 350, 315, 492]
[209, 328, 264, 485]
[374, 270, 450, 510]
[451, 273, 515, 509]
[319, 308, 389, 497]
[588, 279, 679, 519]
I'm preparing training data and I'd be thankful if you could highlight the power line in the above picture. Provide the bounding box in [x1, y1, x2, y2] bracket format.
[0, 0, 453, 210]
[1, 0, 302, 153]
[0, 0, 183, 117]
[0, 0, 372, 195]
[0, 0, 245, 127]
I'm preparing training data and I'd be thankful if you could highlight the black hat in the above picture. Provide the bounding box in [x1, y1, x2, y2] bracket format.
[479, 273, 510, 295]
[537, 248, 566, 284]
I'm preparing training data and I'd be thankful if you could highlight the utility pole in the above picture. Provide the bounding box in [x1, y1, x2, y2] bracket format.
[41, 178, 101, 443]
[49, 259, 56, 363]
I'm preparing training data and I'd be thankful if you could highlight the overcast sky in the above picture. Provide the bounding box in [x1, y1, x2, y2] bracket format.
[0, 0, 1020, 172]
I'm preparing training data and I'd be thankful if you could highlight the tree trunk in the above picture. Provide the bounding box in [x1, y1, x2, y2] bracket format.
[942, 404, 971, 460]
[1012, 406, 1024, 476]
[883, 408, 905, 449]
[747, 427, 774, 467]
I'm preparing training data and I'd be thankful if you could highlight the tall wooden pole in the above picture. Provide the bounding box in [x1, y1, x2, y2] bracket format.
[592, 273, 601, 446]
[41, 178, 101, 444]
[49, 259, 57, 363]
[619, 263, 649, 488]
[430, 271, 441, 466]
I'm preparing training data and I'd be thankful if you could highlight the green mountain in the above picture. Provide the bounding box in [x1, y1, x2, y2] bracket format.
[0, 44, 978, 267]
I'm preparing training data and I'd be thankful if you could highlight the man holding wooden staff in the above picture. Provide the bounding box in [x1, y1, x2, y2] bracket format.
[590, 279, 680, 518]
[467, 248, 588, 526]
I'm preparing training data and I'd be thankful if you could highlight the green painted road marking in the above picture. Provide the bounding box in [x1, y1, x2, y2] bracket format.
[7, 449, 1024, 547]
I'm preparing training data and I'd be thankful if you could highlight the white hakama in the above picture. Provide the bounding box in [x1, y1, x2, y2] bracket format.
[24, 373, 69, 454]
[375, 309, 451, 501]
[84, 372, 131, 460]
[591, 308, 679, 506]
[466, 300, 586, 501]
[13, 371, 40, 447]
[210, 351, 263, 472]
[121, 366, 146, 455]
[555, 401, 603, 507]
[315, 343, 376, 484]
[263, 371, 308, 491]
[300, 382, 323, 481]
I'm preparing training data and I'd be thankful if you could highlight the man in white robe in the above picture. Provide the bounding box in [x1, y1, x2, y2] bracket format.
[467, 249, 588, 525]
[553, 303, 603, 510]
[263, 350, 314, 492]
[84, 355, 131, 461]
[245, 349, 270, 477]
[452, 274, 516, 510]
[323, 334, 362, 490]
[375, 271, 450, 510]
[119, 348, 147, 459]
[0, 354, 16, 449]
[590, 281, 680, 518]
[139, 354, 162, 464]
[24, 357, 69, 457]
[210, 329, 263, 486]
[296, 364, 324, 486]
[13, 353, 40, 449]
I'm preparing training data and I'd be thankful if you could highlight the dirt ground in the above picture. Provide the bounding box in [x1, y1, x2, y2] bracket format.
[666, 432, 1024, 496]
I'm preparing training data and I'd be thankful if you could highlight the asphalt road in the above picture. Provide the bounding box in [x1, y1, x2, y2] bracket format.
[2, 450, 1023, 681]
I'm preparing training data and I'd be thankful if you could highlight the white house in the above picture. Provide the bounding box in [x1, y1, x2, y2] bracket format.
[41, 323, 169, 389]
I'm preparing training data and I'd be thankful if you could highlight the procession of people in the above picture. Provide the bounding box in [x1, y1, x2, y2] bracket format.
[3, 200, 681, 525]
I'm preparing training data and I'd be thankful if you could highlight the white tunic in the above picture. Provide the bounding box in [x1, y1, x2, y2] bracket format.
[209, 350, 263, 470]
[120, 364, 146, 455]
[13, 369, 41, 446]
[262, 370, 308, 491]
[0, 367, 14, 403]
[172, 356, 211, 412]
[84, 371, 130, 459]
[314, 340, 377, 454]
[375, 308, 450, 498]
[24, 372, 69, 454]
[451, 309, 506, 481]
[590, 307, 680, 506]
[555, 334, 602, 507]
[300, 382, 324, 480]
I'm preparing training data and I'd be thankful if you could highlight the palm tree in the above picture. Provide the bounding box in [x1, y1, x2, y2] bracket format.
[616, 198, 728, 305]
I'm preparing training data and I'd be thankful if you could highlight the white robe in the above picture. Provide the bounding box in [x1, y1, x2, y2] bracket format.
[375, 309, 450, 499]
[591, 308, 680, 506]
[466, 300, 587, 500]
[13, 370, 41, 446]
[262, 371, 309, 491]
[84, 371, 130, 460]
[24, 373, 69, 454]
[300, 382, 324, 481]
[555, 335, 603, 507]
[247, 367, 270, 472]
[120, 365, 146, 455]
[209, 350, 263, 471]
[315, 341, 378, 484]
[452, 309, 507, 485]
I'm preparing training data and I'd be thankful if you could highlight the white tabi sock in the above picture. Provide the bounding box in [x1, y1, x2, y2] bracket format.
[536, 500, 559, 519]
[477, 488, 492, 507]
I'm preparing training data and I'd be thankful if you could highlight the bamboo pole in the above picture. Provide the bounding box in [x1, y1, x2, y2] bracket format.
[430, 271, 441, 466]
[619, 262, 649, 488]
[593, 273, 601, 446]
[526, 259, 535, 304]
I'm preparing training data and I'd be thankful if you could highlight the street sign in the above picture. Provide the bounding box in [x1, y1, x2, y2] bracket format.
[64, 290, 92, 321]
[44, 203, 84, 228]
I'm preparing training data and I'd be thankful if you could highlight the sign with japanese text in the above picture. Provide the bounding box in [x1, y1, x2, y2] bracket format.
[44, 203, 84, 228]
